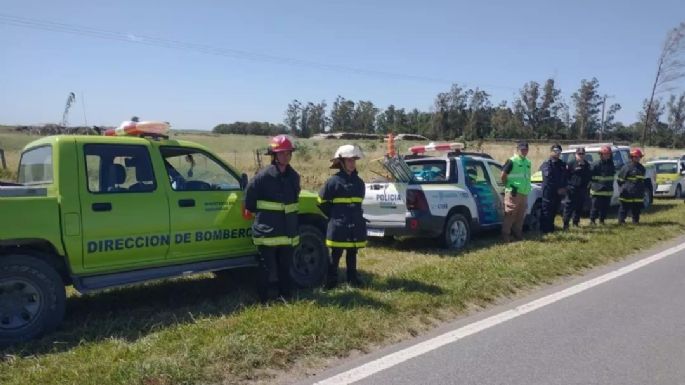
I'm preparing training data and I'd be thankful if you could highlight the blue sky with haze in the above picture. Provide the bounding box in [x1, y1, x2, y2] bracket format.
[1, 0, 683, 130]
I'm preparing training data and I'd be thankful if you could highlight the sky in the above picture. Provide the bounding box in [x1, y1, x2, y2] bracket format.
[0, 0, 683, 131]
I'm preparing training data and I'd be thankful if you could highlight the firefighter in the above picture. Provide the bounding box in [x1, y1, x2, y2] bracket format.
[589, 145, 615, 225]
[245, 135, 301, 302]
[562, 147, 591, 230]
[540, 144, 567, 234]
[500, 141, 532, 242]
[318, 144, 366, 289]
[617, 148, 646, 224]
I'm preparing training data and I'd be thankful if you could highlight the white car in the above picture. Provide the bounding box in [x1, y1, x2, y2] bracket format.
[363, 143, 542, 250]
[647, 158, 685, 198]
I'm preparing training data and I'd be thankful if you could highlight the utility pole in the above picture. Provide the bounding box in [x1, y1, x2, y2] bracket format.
[599, 95, 614, 141]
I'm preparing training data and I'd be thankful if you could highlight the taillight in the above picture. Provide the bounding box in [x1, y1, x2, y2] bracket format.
[406, 189, 429, 211]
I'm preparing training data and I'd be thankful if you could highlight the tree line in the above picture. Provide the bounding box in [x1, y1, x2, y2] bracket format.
[212, 22, 685, 147]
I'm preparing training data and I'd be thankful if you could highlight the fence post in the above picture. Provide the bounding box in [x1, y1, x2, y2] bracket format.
[0, 149, 6, 169]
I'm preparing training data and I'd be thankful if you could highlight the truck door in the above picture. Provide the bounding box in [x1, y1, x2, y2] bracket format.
[160, 147, 254, 262]
[80, 143, 170, 270]
[462, 158, 503, 227]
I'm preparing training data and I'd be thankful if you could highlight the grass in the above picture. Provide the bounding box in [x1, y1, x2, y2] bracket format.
[2, 200, 685, 385]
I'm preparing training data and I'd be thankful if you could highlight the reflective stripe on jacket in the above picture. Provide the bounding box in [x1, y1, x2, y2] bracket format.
[318, 170, 367, 249]
[590, 158, 615, 196]
[617, 162, 646, 202]
[245, 164, 301, 246]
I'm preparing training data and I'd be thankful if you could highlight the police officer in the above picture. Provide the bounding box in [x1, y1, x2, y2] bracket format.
[319, 144, 367, 288]
[500, 141, 532, 242]
[589, 145, 615, 225]
[617, 148, 646, 224]
[562, 147, 591, 230]
[245, 135, 301, 302]
[540, 144, 567, 234]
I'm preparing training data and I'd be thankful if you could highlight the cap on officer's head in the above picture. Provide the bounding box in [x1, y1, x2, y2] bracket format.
[550, 143, 562, 153]
[517, 141, 529, 150]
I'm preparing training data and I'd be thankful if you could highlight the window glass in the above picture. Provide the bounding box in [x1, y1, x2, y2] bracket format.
[407, 161, 448, 183]
[464, 160, 491, 186]
[161, 147, 240, 191]
[84, 144, 156, 193]
[487, 162, 504, 186]
[654, 162, 678, 174]
[18, 146, 53, 185]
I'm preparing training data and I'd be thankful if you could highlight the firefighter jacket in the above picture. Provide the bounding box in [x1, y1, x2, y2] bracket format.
[318, 170, 367, 249]
[590, 158, 615, 197]
[566, 159, 592, 192]
[245, 163, 301, 246]
[617, 162, 646, 203]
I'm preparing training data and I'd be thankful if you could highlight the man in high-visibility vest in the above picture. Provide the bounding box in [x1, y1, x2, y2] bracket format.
[589, 145, 615, 225]
[500, 141, 532, 242]
[245, 135, 300, 302]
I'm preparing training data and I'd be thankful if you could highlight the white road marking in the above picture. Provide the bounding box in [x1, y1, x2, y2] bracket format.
[314, 241, 685, 385]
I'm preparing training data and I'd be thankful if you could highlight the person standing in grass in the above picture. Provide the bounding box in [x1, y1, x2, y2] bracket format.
[500, 141, 532, 242]
[318, 144, 366, 289]
[589, 145, 615, 225]
[617, 148, 646, 224]
[562, 147, 591, 230]
[245, 135, 300, 303]
[540, 144, 567, 234]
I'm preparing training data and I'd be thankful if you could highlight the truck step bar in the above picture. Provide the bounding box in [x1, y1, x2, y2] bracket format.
[72, 255, 259, 293]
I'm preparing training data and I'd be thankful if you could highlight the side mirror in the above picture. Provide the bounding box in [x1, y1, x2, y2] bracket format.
[680, 170, 685, 176]
[240, 173, 248, 190]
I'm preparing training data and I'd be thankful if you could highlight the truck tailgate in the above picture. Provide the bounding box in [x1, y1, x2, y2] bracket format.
[363, 181, 407, 235]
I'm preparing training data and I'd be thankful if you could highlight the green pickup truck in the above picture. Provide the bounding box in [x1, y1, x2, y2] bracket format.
[0, 135, 328, 344]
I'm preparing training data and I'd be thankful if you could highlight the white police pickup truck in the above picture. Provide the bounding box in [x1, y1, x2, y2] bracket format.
[363, 143, 542, 250]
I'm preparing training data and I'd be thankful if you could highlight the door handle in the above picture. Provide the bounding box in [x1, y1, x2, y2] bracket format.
[92, 202, 112, 212]
[179, 199, 195, 207]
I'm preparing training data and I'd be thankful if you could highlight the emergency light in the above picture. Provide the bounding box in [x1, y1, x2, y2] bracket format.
[409, 142, 465, 154]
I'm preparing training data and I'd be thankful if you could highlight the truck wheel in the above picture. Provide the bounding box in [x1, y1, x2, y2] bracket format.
[524, 201, 542, 232]
[441, 213, 470, 250]
[291, 225, 328, 288]
[0, 255, 66, 346]
[643, 188, 653, 209]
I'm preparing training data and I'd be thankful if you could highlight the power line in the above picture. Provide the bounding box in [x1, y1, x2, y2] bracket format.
[0, 13, 518, 91]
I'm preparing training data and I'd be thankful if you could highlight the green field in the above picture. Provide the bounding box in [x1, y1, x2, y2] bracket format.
[2, 129, 685, 385]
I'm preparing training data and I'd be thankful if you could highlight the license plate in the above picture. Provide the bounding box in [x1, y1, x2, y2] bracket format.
[367, 228, 385, 237]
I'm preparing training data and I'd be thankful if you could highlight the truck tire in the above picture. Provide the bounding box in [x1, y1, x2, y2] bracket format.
[441, 213, 470, 250]
[0, 255, 66, 346]
[291, 225, 328, 288]
[524, 200, 542, 232]
[643, 188, 653, 209]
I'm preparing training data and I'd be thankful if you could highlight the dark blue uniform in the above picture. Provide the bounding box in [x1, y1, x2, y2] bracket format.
[563, 159, 591, 228]
[318, 169, 367, 287]
[245, 163, 301, 300]
[540, 157, 567, 233]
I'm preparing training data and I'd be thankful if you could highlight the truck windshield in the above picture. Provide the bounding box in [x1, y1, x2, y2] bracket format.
[18, 146, 53, 185]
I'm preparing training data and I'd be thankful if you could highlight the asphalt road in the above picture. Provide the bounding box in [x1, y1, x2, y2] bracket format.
[303, 238, 685, 385]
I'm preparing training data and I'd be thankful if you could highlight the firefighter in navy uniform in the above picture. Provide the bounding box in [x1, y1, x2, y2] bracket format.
[540, 144, 568, 234]
[562, 147, 591, 230]
[589, 145, 615, 225]
[617, 148, 647, 224]
[245, 135, 301, 302]
[318, 144, 367, 289]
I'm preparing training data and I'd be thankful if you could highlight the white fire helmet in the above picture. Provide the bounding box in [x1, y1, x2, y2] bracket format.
[331, 144, 364, 168]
